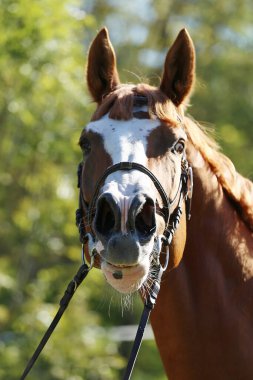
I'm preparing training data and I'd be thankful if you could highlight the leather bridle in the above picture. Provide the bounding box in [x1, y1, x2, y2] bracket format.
[20, 101, 193, 380]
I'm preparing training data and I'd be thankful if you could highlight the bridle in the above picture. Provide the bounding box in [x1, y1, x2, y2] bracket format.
[20, 101, 193, 380]
[75, 150, 193, 380]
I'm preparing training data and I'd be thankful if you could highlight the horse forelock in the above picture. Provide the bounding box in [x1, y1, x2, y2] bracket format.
[91, 83, 182, 125]
[89, 83, 253, 232]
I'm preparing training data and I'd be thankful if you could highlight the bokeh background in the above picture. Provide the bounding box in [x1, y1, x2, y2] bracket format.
[1, 0, 253, 379]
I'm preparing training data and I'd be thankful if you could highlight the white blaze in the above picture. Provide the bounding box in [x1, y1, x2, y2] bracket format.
[86, 113, 158, 164]
[87, 114, 160, 230]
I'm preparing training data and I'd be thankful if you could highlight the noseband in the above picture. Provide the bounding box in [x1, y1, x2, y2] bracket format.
[76, 155, 193, 258]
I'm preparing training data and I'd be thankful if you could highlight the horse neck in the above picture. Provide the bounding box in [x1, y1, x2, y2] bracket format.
[185, 145, 253, 283]
[150, 144, 253, 380]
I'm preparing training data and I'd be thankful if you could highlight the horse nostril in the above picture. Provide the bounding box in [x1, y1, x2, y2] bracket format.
[94, 194, 119, 237]
[135, 197, 156, 238]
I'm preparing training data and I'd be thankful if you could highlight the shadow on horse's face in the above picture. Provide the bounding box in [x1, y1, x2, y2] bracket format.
[80, 27, 195, 293]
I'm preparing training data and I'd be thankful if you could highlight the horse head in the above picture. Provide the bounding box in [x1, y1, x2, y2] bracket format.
[79, 28, 195, 294]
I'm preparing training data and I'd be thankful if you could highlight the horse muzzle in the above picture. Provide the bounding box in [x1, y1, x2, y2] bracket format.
[93, 192, 157, 293]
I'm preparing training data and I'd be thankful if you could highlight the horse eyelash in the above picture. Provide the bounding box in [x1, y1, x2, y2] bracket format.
[172, 138, 185, 154]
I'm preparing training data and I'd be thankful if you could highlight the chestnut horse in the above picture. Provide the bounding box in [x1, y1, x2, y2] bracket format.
[79, 28, 253, 379]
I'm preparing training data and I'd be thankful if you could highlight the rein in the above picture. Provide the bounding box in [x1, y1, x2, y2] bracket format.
[20, 138, 193, 380]
[19, 263, 91, 380]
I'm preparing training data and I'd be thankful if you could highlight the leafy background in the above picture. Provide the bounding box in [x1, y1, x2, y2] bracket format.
[0, 0, 252, 379]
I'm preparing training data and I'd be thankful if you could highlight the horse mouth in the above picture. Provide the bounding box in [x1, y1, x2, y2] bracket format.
[101, 259, 150, 294]
[105, 261, 138, 269]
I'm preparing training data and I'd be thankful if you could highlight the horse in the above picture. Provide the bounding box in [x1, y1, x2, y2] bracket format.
[79, 27, 253, 379]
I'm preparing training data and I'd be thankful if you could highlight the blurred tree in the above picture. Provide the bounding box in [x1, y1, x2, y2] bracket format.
[0, 0, 125, 379]
[1, 0, 252, 379]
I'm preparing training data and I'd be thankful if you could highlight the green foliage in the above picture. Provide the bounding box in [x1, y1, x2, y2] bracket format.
[1, 0, 252, 379]
[0, 1, 123, 378]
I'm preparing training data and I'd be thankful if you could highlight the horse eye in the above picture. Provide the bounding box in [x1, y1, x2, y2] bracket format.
[80, 137, 91, 155]
[173, 140, 185, 154]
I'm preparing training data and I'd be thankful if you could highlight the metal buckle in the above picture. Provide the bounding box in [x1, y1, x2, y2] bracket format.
[81, 233, 97, 270]
[120, 162, 133, 170]
[187, 166, 193, 200]
[153, 236, 170, 272]
[160, 246, 170, 272]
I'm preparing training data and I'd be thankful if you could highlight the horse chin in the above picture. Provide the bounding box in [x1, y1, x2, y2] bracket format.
[101, 255, 150, 294]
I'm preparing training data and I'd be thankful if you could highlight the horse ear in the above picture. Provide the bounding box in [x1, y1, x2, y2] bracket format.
[87, 27, 120, 103]
[160, 29, 195, 106]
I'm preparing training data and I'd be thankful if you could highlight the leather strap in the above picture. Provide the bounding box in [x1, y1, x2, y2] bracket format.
[88, 161, 171, 229]
[19, 264, 90, 380]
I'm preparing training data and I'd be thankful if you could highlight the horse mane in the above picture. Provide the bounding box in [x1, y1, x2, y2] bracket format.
[183, 117, 253, 232]
[91, 84, 253, 232]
